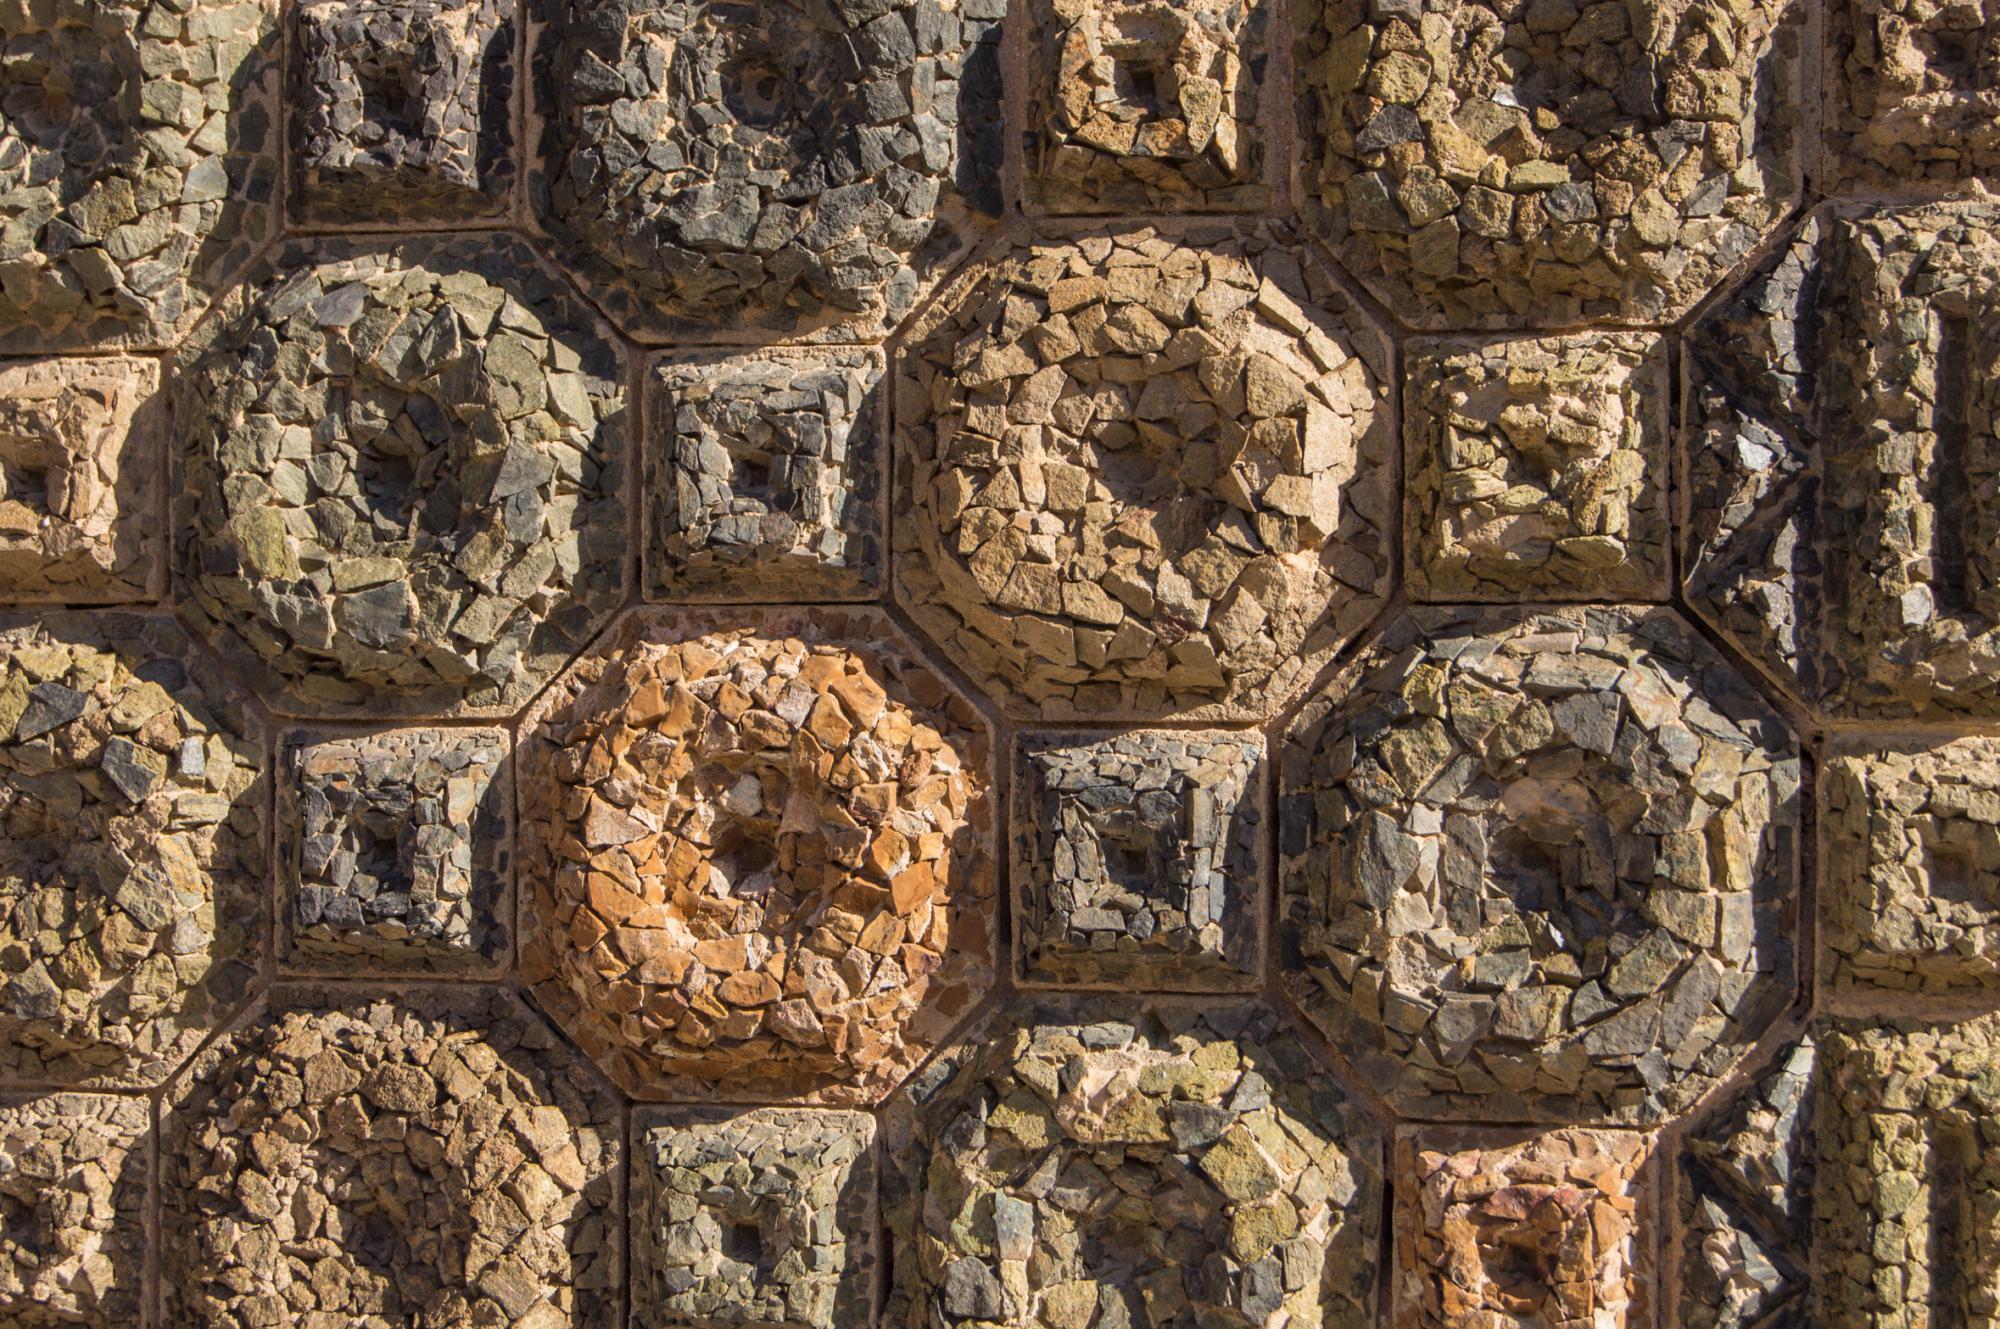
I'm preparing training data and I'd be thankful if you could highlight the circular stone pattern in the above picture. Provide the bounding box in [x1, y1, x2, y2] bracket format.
[161, 987, 622, 1329]
[0, 612, 262, 1089]
[1295, 0, 1798, 327]
[520, 610, 996, 1104]
[535, 0, 1000, 339]
[0, 0, 276, 351]
[174, 236, 629, 716]
[1278, 605, 1799, 1122]
[894, 224, 1394, 721]
[881, 999, 1384, 1329]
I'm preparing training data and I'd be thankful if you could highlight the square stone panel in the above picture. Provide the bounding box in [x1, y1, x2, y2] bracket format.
[632, 1107, 876, 1329]
[1406, 332, 1669, 601]
[0, 1093, 149, 1326]
[0, 357, 161, 604]
[646, 348, 884, 602]
[292, 0, 516, 224]
[1012, 728, 1263, 990]
[279, 726, 510, 974]
[1817, 1014, 2000, 1329]
[1025, 0, 1272, 213]
[1823, 0, 2000, 194]
[1394, 1128, 1653, 1329]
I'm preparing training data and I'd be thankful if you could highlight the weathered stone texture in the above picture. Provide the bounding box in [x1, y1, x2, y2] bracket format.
[292, 0, 516, 223]
[1823, 0, 2000, 193]
[0, 0, 279, 352]
[520, 610, 996, 1104]
[895, 224, 1394, 722]
[1394, 1128, 1651, 1329]
[1815, 1014, 2000, 1329]
[1296, 0, 1801, 327]
[883, 999, 1384, 1329]
[1406, 332, 1670, 601]
[1689, 201, 2000, 718]
[646, 348, 883, 602]
[161, 987, 622, 1329]
[0, 356, 161, 603]
[1026, 0, 1271, 213]
[0, 613, 263, 1089]
[1280, 606, 1800, 1122]
[280, 726, 511, 973]
[173, 235, 629, 717]
[633, 1107, 876, 1329]
[1013, 728, 1264, 990]
[533, 0, 1003, 340]
[0, 1092, 148, 1326]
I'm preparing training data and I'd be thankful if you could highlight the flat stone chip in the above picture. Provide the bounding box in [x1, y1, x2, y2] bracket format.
[519, 608, 996, 1104]
[894, 222, 1395, 722]
[0, 612, 263, 1089]
[882, 998, 1384, 1329]
[1279, 605, 1800, 1123]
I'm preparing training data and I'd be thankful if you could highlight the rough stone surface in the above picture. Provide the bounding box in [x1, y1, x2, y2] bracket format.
[1688, 200, 2000, 718]
[532, 0, 1003, 341]
[646, 348, 884, 602]
[1026, 0, 1271, 213]
[1406, 332, 1670, 601]
[520, 609, 996, 1104]
[1295, 0, 1801, 327]
[1394, 1128, 1651, 1329]
[161, 987, 622, 1329]
[0, 612, 263, 1089]
[173, 235, 629, 717]
[895, 223, 1394, 722]
[633, 1107, 875, 1329]
[0, 356, 161, 603]
[280, 726, 511, 974]
[882, 998, 1384, 1329]
[1822, 0, 2000, 194]
[1679, 1186, 1801, 1329]
[1280, 606, 1800, 1122]
[1815, 1014, 2000, 1329]
[292, 0, 516, 223]
[1823, 736, 2000, 995]
[1013, 728, 1264, 990]
[0, 1092, 149, 1326]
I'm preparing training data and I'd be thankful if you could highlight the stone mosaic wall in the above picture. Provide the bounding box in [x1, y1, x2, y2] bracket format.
[0, 0, 1992, 1323]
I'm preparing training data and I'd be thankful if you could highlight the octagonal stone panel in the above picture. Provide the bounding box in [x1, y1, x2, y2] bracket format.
[531, 0, 1003, 342]
[0, 611, 263, 1089]
[161, 985, 622, 1328]
[1687, 201, 2000, 719]
[1012, 727, 1265, 991]
[632, 1107, 876, 1329]
[1295, 0, 1803, 328]
[172, 234, 630, 718]
[1279, 605, 1799, 1123]
[0, 1092, 149, 1326]
[0, 0, 280, 353]
[881, 997, 1384, 1329]
[894, 222, 1394, 723]
[1024, 0, 1274, 213]
[519, 607, 997, 1104]
[0, 355, 163, 604]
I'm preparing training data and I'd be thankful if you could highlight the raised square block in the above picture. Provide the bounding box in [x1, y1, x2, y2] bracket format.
[646, 349, 883, 602]
[1406, 332, 1669, 601]
[279, 727, 510, 973]
[632, 1108, 876, 1329]
[292, 0, 515, 222]
[1025, 0, 1271, 213]
[1013, 728, 1263, 989]
[0, 357, 161, 603]
[1823, 735, 2000, 993]
[1394, 1128, 1652, 1329]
